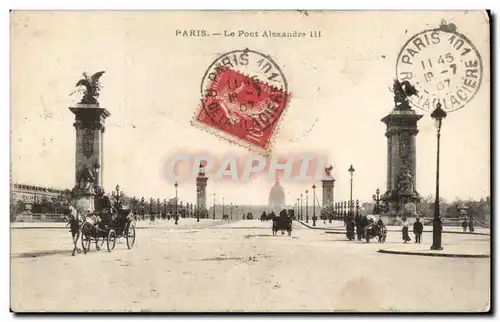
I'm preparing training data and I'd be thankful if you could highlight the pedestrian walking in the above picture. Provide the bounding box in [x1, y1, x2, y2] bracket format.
[402, 217, 411, 243]
[413, 217, 423, 244]
[461, 219, 468, 232]
[468, 219, 474, 232]
[355, 214, 362, 241]
[360, 215, 369, 239]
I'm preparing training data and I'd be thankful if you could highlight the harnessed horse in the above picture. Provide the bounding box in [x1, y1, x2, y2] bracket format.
[64, 206, 85, 256]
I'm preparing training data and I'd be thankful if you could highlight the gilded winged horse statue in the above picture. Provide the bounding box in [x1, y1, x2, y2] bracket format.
[70, 71, 106, 104]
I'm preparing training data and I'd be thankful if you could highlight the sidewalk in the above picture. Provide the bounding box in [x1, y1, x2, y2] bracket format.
[378, 243, 490, 258]
[10, 218, 220, 230]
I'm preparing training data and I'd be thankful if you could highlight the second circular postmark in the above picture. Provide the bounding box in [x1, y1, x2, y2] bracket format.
[396, 22, 483, 113]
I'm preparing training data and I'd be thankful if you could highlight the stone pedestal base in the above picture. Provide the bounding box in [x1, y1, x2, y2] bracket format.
[382, 190, 420, 218]
[321, 178, 335, 208]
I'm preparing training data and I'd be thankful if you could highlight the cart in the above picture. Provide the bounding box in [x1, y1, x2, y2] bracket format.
[81, 207, 136, 253]
[272, 215, 292, 236]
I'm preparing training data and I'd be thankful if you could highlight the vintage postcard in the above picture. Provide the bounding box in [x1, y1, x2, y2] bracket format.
[10, 10, 490, 312]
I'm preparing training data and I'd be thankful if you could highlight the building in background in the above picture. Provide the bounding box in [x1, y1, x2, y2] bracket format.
[10, 183, 70, 221]
[268, 179, 286, 214]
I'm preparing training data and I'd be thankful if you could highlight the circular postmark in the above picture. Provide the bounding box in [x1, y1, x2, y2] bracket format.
[396, 24, 483, 113]
[197, 49, 290, 150]
[201, 49, 288, 95]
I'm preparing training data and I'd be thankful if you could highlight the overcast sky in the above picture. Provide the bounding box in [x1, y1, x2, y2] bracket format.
[10, 11, 490, 206]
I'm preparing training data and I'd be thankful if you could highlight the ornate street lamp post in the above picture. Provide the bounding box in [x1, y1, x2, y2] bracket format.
[305, 189, 309, 223]
[174, 182, 179, 225]
[348, 165, 355, 217]
[300, 194, 303, 221]
[230, 202, 233, 220]
[295, 198, 300, 221]
[131, 196, 137, 214]
[213, 193, 216, 220]
[312, 184, 317, 226]
[430, 102, 447, 251]
[372, 188, 382, 214]
[196, 187, 200, 222]
[111, 184, 124, 212]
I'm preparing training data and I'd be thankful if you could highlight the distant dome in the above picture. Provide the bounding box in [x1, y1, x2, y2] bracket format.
[268, 180, 285, 212]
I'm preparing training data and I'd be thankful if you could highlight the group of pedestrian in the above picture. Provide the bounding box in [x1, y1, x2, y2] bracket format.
[346, 215, 484, 244]
[345, 214, 387, 241]
[401, 217, 424, 244]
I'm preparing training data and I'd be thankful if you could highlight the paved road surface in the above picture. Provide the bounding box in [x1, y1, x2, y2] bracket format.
[10, 219, 490, 312]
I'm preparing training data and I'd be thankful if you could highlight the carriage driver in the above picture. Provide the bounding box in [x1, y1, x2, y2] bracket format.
[94, 194, 114, 223]
[101, 195, 112, 212]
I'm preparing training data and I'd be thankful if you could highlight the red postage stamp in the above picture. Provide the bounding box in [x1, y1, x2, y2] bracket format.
[192, 49, 291, 154]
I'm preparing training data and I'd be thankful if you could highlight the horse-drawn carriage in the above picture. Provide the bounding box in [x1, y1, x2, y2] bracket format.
[272, 210, 293, 236]
[364, 221, 387, 243]
[80, 205, 136, 253]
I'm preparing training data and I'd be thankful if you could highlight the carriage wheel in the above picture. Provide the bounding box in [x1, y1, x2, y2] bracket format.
[81, 233, 91, 254]
[126, 223, 136, 249]
[107, 230, 116, 252]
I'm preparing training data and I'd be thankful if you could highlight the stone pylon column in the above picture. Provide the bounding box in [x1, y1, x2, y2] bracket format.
[69, 103, 110, 213]
[196, 163, 208, 217]
[381, 106, 422, 216]
[321, 174, 335, 209]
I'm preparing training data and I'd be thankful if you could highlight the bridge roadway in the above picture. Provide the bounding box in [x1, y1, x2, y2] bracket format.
[10, 219, 490, 312]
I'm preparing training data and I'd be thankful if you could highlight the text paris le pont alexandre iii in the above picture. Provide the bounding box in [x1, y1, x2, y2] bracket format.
[176, 29, 322, 38]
